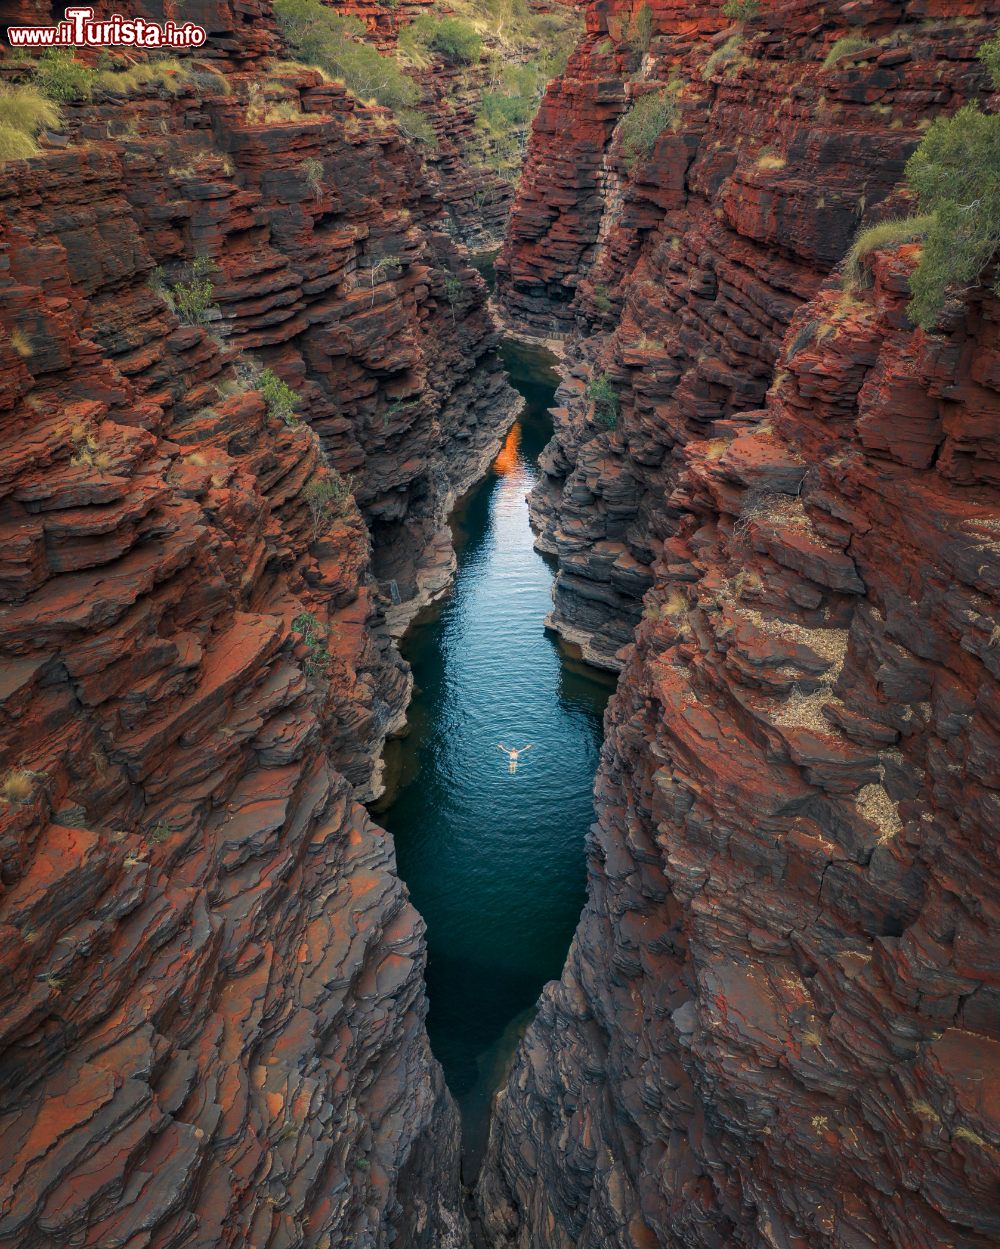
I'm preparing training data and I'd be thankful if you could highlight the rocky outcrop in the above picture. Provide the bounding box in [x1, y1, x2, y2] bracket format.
[322, 0, 583, 248]
[479, 217, 1000, 1249]
[498, 0, 997, 668]
[478, 3, 1000, 1248]
[0, 21, 518, 1246]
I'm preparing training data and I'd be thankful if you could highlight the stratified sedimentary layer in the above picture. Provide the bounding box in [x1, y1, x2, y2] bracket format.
[480, 211, 1000, 1249]
[317, 0, 583, 248]
[478, 2, 1000, 1247]
[498, 0, 997, 668]
[0, 23, 518, 1246]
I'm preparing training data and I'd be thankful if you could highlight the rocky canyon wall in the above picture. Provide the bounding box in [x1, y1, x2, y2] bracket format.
[499, 0, 997, 667]
[315, 0, 585, 248]
[0, 11, 518, 1244]
[479, 2, 1000, 1248]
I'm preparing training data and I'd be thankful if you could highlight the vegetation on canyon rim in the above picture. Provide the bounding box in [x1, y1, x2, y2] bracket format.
[0, 84, 58, 162]
[30, 48, 199, 101]
[273, 0, 433, 142]
[0, 0, 579, 192]
[620, 76, 682, 167]
[459, 0, 583, 179]
[400, 14, 483, 66]
[841, 31, 1000, 329]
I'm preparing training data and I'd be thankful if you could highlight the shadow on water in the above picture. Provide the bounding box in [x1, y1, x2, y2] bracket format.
[372, 333, 615, 1177]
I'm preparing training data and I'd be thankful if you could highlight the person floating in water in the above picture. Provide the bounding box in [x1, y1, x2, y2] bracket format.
[497, 743, 533, 775]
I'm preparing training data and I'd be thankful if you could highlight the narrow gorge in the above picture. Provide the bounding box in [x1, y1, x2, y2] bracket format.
[0, 2, 998, 1249]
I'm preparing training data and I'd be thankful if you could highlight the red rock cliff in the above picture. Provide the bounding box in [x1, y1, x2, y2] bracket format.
[0, 14, 518, 1244]
[478, 2, 1000, 1247]
[499, 0, 997, 667]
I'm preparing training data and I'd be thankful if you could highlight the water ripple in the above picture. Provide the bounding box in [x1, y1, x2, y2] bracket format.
[375, 341, 615, 1173]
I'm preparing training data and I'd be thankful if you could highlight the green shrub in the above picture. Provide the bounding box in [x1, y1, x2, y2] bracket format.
[152, 256, 220, 325]
[592, 283, 612, 314]
[173, 257, 218, 325]
[629, 3, 653, 55]
[473, 58, 556, 174]
[398, 107, 436, 145]
[479, 89, 535, 130]
[620, 84, 678, 166]
[274, 0, 425, 117]
[842, 216, 934, 290]
[904, 102, 1000, 328]
[822, 35, 868, 70]
[443, 273, 463, 318]
[586, 373, 619, 428]
[304, 471, 352, 536]
[722, 0, 758, 20]
[702, 34, 743, 80]
[426, 17, 483, 64]
[35, 49, 96, 101]
[258, 368, 301, 425]
[981, 30, 1000, 89]
[291, 611, 330, 676]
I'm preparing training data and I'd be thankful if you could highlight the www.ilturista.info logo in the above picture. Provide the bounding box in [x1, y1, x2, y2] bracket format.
[7, 6, 207, 48]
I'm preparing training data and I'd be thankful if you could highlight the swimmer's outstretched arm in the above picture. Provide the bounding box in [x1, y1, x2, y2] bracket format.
[497, 743, 509, 754]
[519, 744, 534, 753]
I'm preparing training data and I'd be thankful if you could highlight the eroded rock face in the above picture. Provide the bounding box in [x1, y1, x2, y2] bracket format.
[498, 0, 998, 668]
[318, 0, 584, 249]
[0, 34, 517, 1248]
[478, 2, 1000, 1247]
[480, 238, 1000, 1249]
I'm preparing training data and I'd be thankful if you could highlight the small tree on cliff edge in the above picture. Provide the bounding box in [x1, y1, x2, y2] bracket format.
[902, 32, 1000, 329]
[587, 373, 619, 429]
[722, 0, 759, 22]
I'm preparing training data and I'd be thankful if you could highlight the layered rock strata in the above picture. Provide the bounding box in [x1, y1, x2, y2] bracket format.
[480, 218, 1000, 1249]
[323, 0, 583, 248]
[498, 0, 998, 668]
[478, 2, 1000, 1247]
[0, 26, 517, 1247]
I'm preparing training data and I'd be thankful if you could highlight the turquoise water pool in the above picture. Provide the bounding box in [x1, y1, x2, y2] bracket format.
[374, 340, 614, 1173]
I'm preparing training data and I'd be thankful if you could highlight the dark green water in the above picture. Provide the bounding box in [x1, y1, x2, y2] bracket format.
[374, 340, 614, 1174]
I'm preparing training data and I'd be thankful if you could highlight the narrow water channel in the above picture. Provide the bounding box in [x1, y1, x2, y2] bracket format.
[374, 338, 614, 1173]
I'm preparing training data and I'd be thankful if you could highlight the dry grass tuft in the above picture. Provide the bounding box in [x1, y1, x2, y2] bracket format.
[822, 35, 868, 70]
[734, 490, 809, 541]
[702, 34, 744, 80]
[70, 427, 113, 471]
[663, 588, 688, 619]
[10, 327, 33, 358]
[842, 216, 933, 291]
[856, 782, 902, 843]
[772, 686, 837, 731]
[731, 568, 763, 599]
[1, 769, 35, 803]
